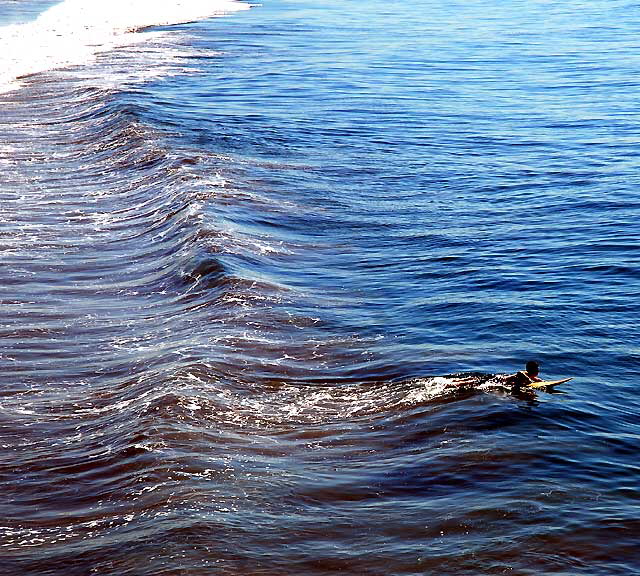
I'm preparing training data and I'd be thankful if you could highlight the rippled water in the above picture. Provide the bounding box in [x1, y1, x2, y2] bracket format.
[1, 1, 639, 574]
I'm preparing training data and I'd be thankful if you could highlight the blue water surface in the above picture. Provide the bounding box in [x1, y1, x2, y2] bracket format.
[2, 0, 639, 574]
[149, 0, 640, 380]
[0, 0, 58, 25]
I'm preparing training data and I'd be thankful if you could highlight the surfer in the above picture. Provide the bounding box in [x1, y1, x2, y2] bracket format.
[446, 361, 570, 393]
[505, 360, 542, 391]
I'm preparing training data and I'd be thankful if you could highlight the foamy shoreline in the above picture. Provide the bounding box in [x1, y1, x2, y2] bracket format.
[0, 0, 249, 93]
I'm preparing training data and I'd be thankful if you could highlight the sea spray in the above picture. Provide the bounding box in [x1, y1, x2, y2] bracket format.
[0, 0, 249, 92]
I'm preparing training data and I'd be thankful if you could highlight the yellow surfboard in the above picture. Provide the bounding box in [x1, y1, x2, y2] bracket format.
[526, 377, 573, 389]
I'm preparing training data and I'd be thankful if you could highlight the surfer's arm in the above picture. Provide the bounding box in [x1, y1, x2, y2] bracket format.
[505, 371, 529, 390]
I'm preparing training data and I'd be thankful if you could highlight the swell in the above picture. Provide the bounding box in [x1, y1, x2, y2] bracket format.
[0, 49, 394, 569]
[0, 72, 254, 570]
[0, 70, 500, 572]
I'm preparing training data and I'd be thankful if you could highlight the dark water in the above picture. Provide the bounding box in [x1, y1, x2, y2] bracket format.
[1, 0, 639, 574]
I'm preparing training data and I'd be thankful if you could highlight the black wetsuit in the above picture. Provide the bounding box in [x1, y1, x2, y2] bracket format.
[505, 371, 536, 391]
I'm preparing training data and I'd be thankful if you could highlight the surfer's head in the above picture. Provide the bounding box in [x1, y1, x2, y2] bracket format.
[525, 360, 539, 376]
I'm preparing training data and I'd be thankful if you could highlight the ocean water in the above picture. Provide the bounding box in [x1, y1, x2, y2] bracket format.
[1, 0, 638, 574]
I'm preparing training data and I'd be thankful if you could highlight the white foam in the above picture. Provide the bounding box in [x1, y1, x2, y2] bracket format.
[0, 0, 249, 93]
[401, 377, 454, 404]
